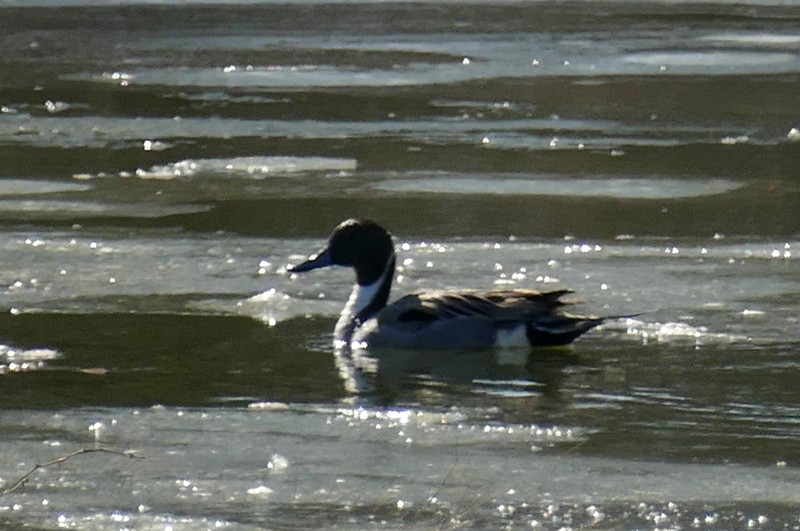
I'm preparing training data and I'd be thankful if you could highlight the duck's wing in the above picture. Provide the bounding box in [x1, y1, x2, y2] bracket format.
[378, 288, 580, 328]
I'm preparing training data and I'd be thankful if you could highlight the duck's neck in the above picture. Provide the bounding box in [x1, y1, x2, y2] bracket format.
[334, 253, 395, 345]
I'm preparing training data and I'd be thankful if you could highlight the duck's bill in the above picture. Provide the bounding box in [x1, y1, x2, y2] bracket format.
[288, 248, 333, 273]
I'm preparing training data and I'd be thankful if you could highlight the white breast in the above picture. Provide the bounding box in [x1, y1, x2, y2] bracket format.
[334, 278, 385, 343]
[494, 324, 529, 348]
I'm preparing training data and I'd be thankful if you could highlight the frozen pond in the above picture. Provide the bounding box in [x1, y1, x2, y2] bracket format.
[1, 0, 799, 528]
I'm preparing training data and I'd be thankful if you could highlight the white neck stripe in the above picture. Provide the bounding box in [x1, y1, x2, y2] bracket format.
[334, 252, 395, 341]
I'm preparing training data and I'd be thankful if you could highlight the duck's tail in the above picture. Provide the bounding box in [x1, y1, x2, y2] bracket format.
[525, 312, 644, 346]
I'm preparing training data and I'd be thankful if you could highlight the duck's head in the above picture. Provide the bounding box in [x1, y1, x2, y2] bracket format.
[289, 219, 395, 286]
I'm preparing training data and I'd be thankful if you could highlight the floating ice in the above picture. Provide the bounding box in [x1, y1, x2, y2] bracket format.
[0, 179, 91, 196]
[70, 63, 481, 89]
[131, 156, 357, 180]
[0, 199, 211, 218]
[248, 401, 290, 411]
[247, 485, 274, 497]
[268, 454, 290, 473]
[624, 51, 795, 69]
[700, 33, 800, 46]
[375, 177, 743, 199]
[235, 288, 339, 326]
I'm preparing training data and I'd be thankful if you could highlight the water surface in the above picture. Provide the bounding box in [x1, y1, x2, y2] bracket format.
[1, 0, 799, 528]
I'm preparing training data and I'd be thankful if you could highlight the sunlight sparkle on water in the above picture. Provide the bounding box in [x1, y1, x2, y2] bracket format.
[0, 345, 60, 374]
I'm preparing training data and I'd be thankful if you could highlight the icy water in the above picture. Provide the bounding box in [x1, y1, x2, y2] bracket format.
[1, 0, 800, 529]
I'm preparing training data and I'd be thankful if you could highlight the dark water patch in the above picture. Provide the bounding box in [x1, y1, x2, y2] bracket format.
[0, 312, 343, 408]
[79, 190, 798, 240]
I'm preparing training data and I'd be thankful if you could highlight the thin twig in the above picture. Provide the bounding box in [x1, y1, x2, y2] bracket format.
[0, 447, 143, 498]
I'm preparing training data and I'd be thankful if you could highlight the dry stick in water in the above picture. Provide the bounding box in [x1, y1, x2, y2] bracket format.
[0, 448, 143, 498]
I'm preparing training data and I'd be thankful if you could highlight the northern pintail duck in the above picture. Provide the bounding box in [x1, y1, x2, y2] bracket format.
[289, 219, 616, 350]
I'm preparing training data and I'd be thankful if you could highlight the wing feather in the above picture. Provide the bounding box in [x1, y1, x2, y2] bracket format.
[380, 288, 579, 327]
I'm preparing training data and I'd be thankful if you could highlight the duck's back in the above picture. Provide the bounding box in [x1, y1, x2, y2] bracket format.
[362, 289, 603, 350]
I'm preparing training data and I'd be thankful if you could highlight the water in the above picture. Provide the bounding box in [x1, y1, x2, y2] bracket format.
[1, 0, 799, 528]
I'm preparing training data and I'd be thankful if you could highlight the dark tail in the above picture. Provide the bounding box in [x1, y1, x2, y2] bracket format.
[525, 312, 643, 346]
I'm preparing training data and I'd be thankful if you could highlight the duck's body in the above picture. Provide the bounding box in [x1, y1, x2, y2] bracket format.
[289, 219, 610, 351]
[366, 288, 604, 349]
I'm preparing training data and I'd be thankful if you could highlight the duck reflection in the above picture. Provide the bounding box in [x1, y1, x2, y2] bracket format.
[335, 340, 576, 405]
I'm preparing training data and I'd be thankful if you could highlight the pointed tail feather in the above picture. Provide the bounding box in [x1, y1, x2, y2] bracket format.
[525, 312, 645, 346]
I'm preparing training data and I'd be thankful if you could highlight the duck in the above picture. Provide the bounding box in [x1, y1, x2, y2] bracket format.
[289, 219, 620, 351]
